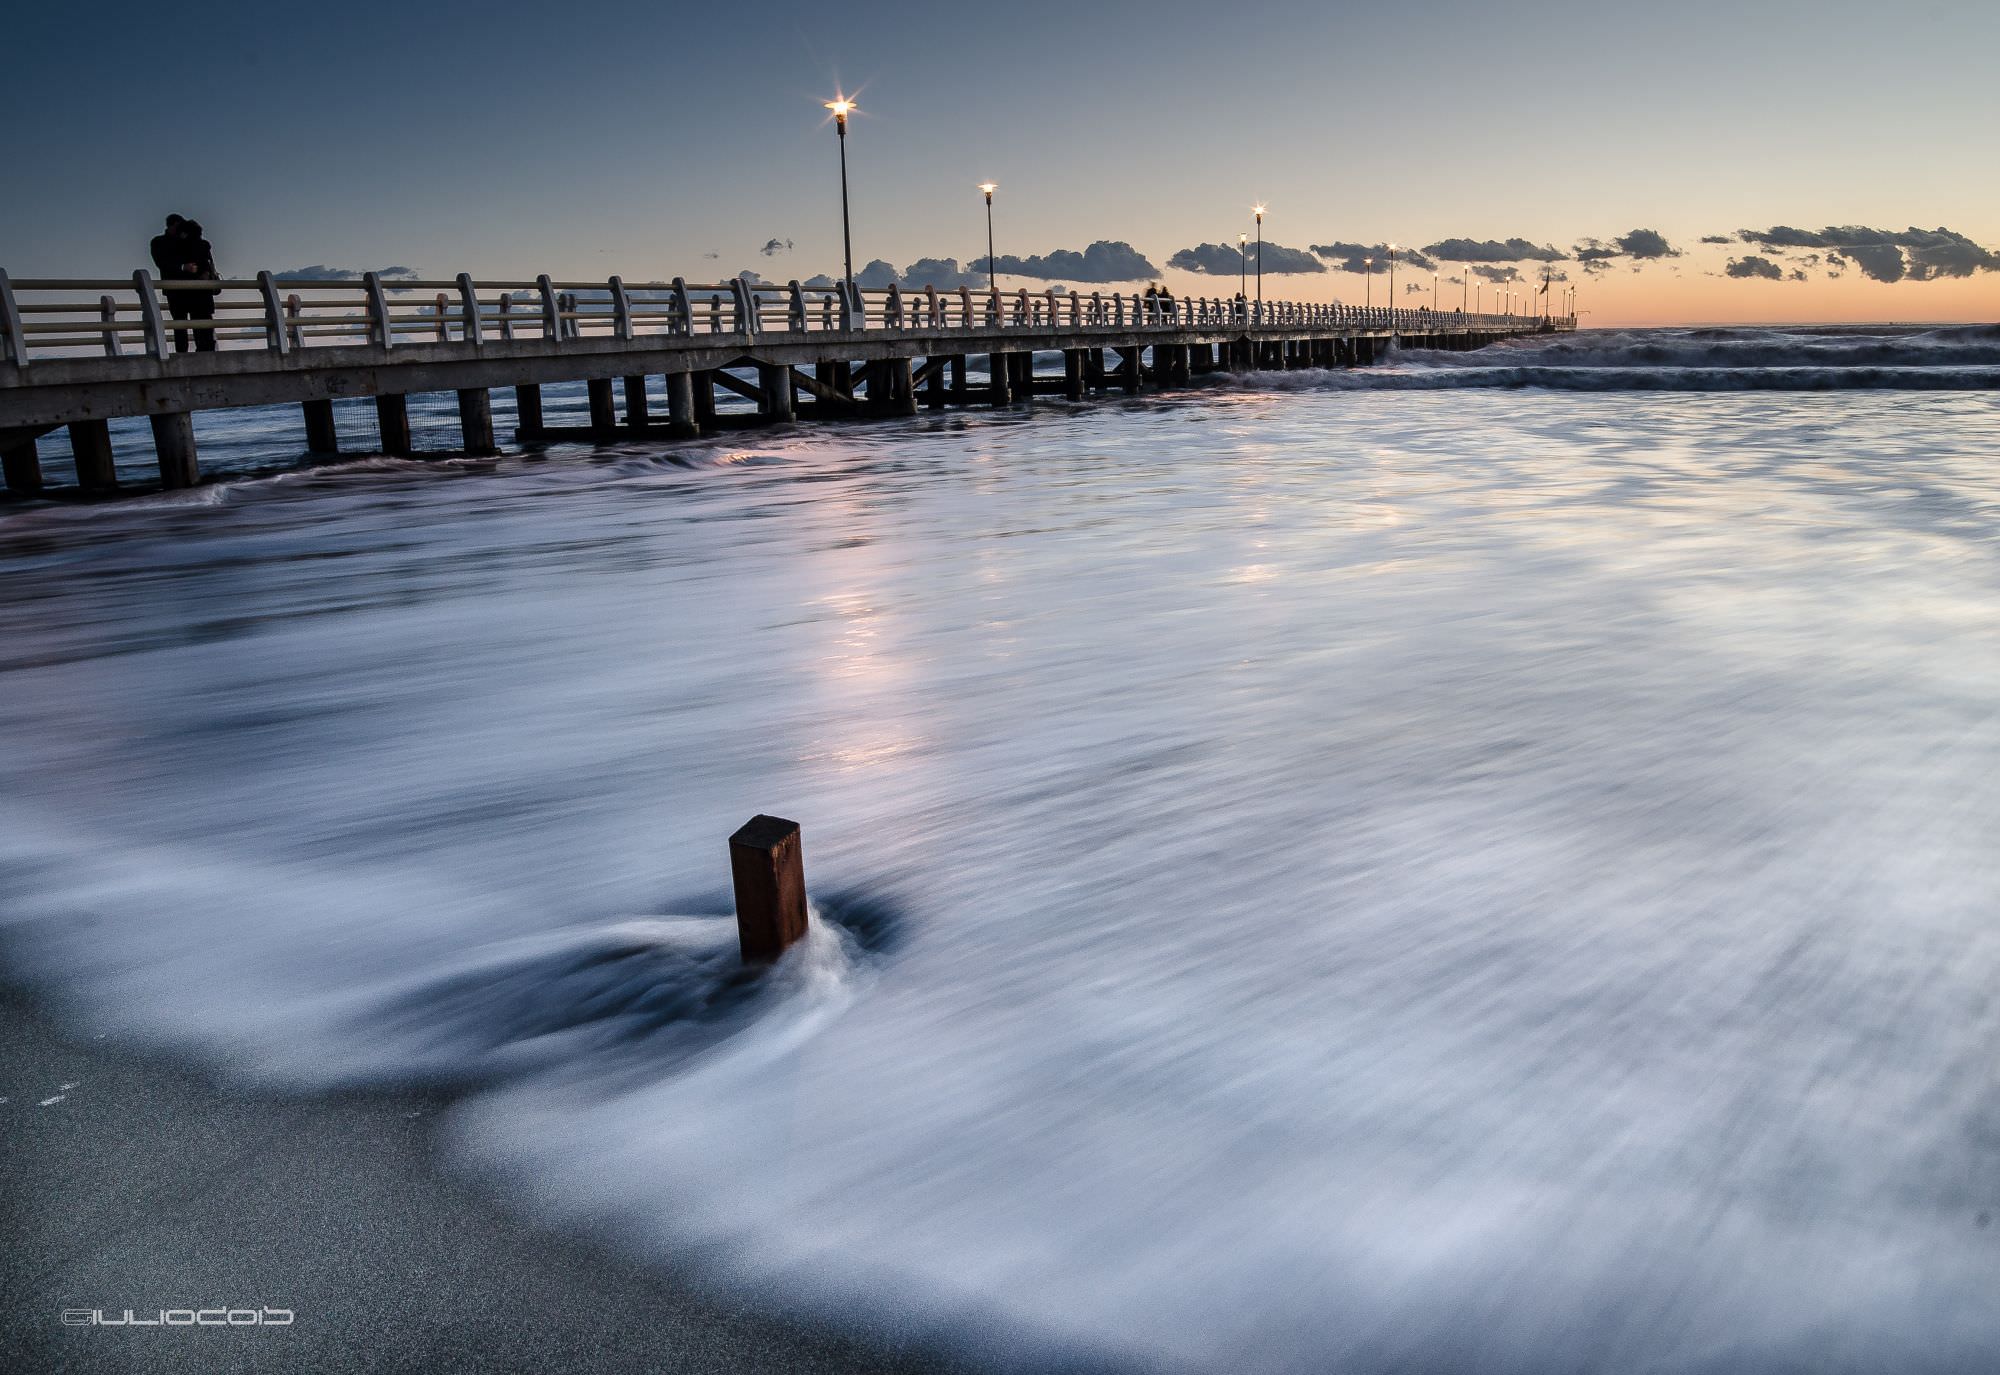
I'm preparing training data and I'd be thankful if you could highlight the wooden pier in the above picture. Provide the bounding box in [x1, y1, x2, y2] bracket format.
[0, 269, 1571, 496]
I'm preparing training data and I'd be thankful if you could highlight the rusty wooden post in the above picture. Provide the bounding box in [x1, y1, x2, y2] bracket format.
[730, 814, 808, 963]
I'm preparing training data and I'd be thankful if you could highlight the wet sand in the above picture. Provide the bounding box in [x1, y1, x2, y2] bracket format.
[0, 983, 971, 1375]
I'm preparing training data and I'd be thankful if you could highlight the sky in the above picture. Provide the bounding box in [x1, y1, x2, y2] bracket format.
[6, 0, 1999, 327]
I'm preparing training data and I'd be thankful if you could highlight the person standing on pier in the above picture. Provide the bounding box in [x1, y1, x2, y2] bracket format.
[148, 215, 220, 353]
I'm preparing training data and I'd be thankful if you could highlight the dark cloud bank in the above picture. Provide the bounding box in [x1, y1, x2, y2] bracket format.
[1169, 242, 1324, 275]
[1735, 225, 2000, 283]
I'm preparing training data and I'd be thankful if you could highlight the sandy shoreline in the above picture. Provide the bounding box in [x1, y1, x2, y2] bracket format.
[0, 982, 975, 1375]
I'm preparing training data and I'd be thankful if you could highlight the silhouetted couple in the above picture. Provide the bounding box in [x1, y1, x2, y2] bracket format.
[148, 214, 220, 353]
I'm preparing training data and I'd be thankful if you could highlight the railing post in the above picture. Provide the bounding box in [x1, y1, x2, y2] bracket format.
[0, 269, 25, 369]
[134, 269, 168, 359]
[609, 275, 633, 341]
[789, 279, 807, 332]
[957, 287, 973, 328]
[285, 294, 305, 351]
[101, 295, 122, 358]
[536, 274, 560, 342]
[256, 270, 289, 355]
[497, 292, 515, 341]
[459, 273, 485, 345]
[364, 271, 394, 349]
[671, 277, 693, 336]
[562, 292, 579, 340]
[842, 282, 864, 331]
[730, 276, 757, 336]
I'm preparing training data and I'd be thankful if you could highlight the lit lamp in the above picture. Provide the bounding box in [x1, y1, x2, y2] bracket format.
[1364, 257, 1372, 312]
[824, 96, 857, 294]
[978, 182, 998, 295]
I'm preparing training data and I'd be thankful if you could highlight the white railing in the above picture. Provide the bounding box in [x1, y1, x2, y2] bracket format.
[0, 268, 1571, 369]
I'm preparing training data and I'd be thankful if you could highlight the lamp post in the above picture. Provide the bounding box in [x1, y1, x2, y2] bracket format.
[1387, 244, 1398, 331]
[1237, 232, 1247, 310]
[1461, 271, 1467, 313]
[1253, 204, 1265, 312]
[978, 182, 997, 296]
[1432, 271, 1439, 312]
[1363, 257, 1372, 312]
[825, 96, 856, 294]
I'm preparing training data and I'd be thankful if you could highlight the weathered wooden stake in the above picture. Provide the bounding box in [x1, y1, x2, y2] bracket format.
[730, 814, 808, 964]
[303, 398, 338, 454]
[68, 419, 117, 491]
[150, 411, 198, 487]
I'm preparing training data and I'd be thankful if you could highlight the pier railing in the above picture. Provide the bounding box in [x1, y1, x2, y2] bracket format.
[0, 269, 1573, 367]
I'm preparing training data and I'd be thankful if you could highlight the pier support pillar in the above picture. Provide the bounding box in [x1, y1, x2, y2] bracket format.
[515, 384, 544, 437]
[1120, 348, 1141, 394]
[1087, 349, 1106, 390]
[692, 372, 717, 429]
[988, 353, 1012, 405]
[758, 364, 794, 422]
[2, 436, 42, 495]
[587, 378, 617, 439]
[457, 388, 496, 456]
[887, 357, 918, 416]
[375, 394, 413, 456]
[946, 355, 967, 403]
[666, 371, 698, 437]
[924, 357, 946, 410]
[624, 376, 652, 429]
[68, 420, 118, 492]
[1063, 349, 1085, 400]
[730, 814, 808, 965]
[303, 399, 338, 454]
[1170, 345, 1191, 386]
[150, 411, 199, 488]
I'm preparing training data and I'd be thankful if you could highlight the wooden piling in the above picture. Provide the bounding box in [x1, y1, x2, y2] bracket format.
[150, 411, 198, 488]
[375, 394, 413, 456]
[729, 814, 808, 964]
[2, 436, 42, 495]
[624, 375, 651, 428]
[457, 387, 496, 455]
[303, 399, 338, 454]
[587, 378, 617, 438]
[69, 419, 117, 492]
[887, 357, 917, 416]
[515, 383, 544, 435]
[666, 371, 697, 437]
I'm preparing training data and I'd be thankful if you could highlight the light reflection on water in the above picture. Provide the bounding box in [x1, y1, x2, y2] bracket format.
[5, 382, 2000, 1371]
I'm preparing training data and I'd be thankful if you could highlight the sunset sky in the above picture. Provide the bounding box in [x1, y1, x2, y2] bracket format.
[7, 0, 1998, 327]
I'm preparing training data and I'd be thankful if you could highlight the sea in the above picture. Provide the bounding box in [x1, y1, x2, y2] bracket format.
[5, 325, 2000, 1372]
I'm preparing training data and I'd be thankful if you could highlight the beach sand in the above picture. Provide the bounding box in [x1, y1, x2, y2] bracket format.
[0, 983, 971, 1374]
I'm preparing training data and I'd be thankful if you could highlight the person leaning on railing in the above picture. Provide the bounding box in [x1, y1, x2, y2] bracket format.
[147, 213, 222, 353]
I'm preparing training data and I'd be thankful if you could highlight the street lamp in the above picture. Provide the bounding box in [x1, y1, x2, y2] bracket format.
[1237, 232, 1247, 307]
[1460, 271, 1467, 313]
[978, 182, 998, 296]
[1363, 257, 1372, 312]
[1432, 271, 1439, 312]
[1253, 204, 1265, 310]
[824, 95, 856, 294]
[1387, 244, 1398, 330]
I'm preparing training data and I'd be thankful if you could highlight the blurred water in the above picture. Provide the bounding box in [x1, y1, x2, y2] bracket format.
[5, 354, 2000, 1371]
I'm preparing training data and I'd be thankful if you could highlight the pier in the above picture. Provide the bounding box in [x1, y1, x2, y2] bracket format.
[0, 269, 1571, 496]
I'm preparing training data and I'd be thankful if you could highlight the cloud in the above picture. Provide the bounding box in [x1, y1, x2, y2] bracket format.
[1736, 224, 2000, 283]
[855, 259, 901, 289]
[760, 238, 793, 257]
[1725, 255, 1785, 280]
[271, 264, 417, 281]
[1168, 241, 1323, 275]
[801, 274, 839, 290]
[1616, 228, 1680, 259]
[1309, 242, 1438, 273]
[900, 257, 989, 289]
[1422, 237, 1564, 263]
[973, 240, 1158, 283]
[1571, 228, 1680, 267]
[1699, 234, 1735, 245]
[1469, 264, 1522, 283]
